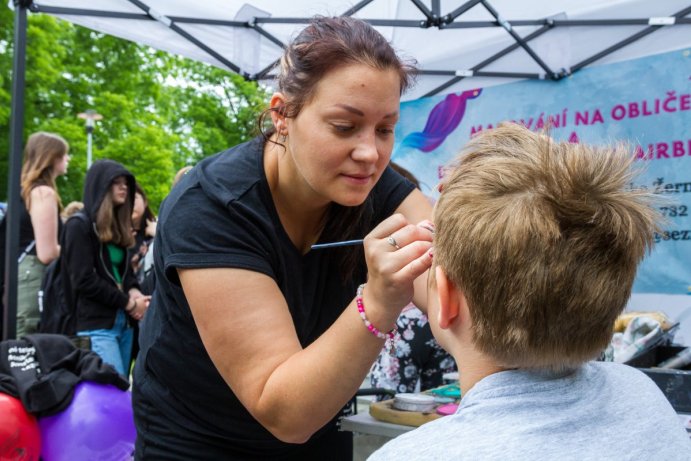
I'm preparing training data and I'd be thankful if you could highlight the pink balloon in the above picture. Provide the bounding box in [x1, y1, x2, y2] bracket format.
[38, 382, 135, 461]
[0, 392, 41, 461]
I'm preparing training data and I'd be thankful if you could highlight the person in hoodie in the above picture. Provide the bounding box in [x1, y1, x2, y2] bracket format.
[62, 159, 149, 376]
[132, 16, 434, 461]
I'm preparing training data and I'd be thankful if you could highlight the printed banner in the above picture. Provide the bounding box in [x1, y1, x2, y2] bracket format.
[393, 49, 691, 294]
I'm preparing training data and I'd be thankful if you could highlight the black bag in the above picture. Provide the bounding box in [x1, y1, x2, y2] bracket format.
[0, 211, 6, 299]
[0, 207, 34, 310]
[38, 212, 88, 336]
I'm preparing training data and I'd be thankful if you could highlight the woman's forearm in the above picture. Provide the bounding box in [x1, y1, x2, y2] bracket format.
[251, 297, 390, 442]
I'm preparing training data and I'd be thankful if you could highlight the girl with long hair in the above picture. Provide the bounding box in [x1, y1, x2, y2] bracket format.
[62, 159, 149, 375]
[129, 182, 156, 290]
[15, 131, 69, 336]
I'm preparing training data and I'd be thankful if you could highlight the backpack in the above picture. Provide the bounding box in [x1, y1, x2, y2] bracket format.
[0, 207, 35, 306]
[38, 212, 89, 336]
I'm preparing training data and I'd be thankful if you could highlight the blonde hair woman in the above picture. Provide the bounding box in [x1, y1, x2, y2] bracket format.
[16, 132, 70, 336]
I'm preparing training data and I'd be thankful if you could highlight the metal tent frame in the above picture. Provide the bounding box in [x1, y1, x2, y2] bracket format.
[4, 0, 691, 339]
[25, 0, 691, 96]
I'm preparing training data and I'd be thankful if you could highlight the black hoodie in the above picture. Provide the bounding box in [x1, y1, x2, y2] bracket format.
[0, 334, 129, 417]
[62, 159, 138, 331]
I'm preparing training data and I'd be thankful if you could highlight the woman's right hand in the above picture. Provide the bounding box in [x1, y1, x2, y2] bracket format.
[361, 213, 434, 329]
[127, 295, 151, 321]
[145, 218, 157, 238]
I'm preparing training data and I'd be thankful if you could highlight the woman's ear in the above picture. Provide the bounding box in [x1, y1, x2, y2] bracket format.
[269, 92, 288, 135]
[435, 265, 460, 329]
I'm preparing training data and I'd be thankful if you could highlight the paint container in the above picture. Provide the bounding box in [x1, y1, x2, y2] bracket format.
[442, 371, 459, 384]
[392, 393, 436, 412]
[436, 403, 459, 416]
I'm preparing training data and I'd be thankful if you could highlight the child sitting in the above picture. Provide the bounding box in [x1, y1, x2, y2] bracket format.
[370, 124, 690, 460]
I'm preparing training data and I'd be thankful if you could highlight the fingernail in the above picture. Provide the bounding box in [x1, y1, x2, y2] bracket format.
[418, 220, 435, 234]
[428, 248, 434, 258]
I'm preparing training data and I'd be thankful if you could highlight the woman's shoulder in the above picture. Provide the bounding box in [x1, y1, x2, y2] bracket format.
[195, 136, 266, 205]
[160, 137, 268, 223]
[30, 185, 57, 201]
[63, 210, 91, 232]
[200, 136, 263, 175]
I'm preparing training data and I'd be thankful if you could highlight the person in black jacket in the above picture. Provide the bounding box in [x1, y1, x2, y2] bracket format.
[129, 182, 156, 293]
[62, 160, 149, 376]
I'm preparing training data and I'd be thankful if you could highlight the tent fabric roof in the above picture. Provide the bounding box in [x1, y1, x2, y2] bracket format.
[27, 0, 691, 101]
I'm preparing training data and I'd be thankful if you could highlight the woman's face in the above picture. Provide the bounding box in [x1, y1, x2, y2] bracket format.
[53, 152, 70, 177]
[111, 176, 129, 206]
[132, 192, 145, 222]
[281, 63, 401, 207]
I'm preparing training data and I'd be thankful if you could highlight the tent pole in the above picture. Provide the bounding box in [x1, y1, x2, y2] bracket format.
[572, 4, 691, 73]
[3, 0, 30, 341]
[342, 0, 375, 17]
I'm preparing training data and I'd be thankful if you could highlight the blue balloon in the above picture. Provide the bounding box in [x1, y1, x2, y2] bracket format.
[38, 382, 135, 461]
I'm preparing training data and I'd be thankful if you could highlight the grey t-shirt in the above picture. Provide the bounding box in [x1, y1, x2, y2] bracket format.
[370, 362, 690, 460]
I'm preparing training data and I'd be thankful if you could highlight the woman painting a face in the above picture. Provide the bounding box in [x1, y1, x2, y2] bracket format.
[132, 16, 433, 460]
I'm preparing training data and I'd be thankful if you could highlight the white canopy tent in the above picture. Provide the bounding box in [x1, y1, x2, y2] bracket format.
[22, 0, 691, 100]
[4, 0, 691, 339]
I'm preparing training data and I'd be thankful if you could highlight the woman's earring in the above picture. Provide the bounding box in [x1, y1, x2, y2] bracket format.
[280, 131, 288, 142]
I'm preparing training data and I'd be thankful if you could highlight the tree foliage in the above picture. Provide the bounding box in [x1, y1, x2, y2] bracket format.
[0, 6, 269, 210]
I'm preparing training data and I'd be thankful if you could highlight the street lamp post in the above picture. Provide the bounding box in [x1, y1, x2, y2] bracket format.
[77, 109, 103, 169]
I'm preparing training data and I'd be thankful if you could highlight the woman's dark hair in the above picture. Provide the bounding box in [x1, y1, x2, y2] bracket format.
[134, 182, 156, 232]
[263, 15, 416, 124]
[389, 162, 420, 189]
[96, 179, 135, 248]
[259, 16, 418, 282]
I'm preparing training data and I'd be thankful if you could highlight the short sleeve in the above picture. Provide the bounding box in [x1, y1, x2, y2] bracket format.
[158, 183, 276, 285]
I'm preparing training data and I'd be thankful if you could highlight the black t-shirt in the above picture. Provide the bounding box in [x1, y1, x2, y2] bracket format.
[19, 197, 63, 256]
[134, 136, 414, 458]
[18, 200, 35, 253]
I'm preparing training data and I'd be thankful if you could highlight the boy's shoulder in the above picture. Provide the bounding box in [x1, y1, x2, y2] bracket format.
[369, 363, 690, 460]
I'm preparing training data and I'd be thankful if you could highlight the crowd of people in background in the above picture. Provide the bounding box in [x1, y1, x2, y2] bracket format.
[4, 127, 452, 431]
[3, 131, 453, 411]
[1, 132, 194, 377]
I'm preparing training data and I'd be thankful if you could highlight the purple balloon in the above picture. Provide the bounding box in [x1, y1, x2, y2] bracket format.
[38, 382, 135, 461]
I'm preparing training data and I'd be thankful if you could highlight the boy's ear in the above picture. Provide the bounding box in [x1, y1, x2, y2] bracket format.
[435, 265, 460, 329]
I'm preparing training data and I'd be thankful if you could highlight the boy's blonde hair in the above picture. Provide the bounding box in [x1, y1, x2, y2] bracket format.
[434, 123, 659, 370]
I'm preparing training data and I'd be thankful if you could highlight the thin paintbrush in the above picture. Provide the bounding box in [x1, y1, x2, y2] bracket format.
[310, 223, 434, 250]
[311, 239, 364, 250]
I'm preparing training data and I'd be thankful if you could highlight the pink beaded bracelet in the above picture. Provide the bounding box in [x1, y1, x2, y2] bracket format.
[356, 283, 399, 355]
